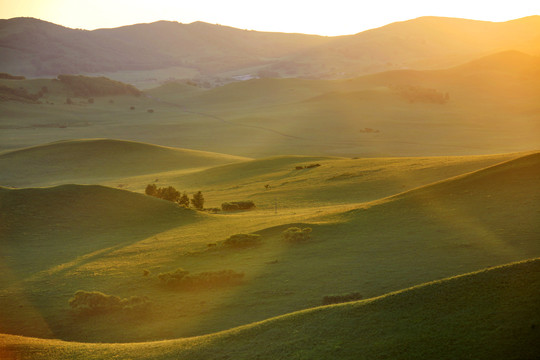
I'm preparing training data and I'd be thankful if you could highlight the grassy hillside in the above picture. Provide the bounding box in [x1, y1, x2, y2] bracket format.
[0, 139, 249, 187]
[0, 152, 537, 342]
[151, 152, 519, 209]
[0, 184, 203, 277]
[1, 257, 538, 359]
[1, 50, 539, 158]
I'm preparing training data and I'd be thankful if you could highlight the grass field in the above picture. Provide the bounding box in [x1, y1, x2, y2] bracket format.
[1, 258, 538, 359]
[1, 50, 539, 157]
[0, 49, 538, 359]
[0, 146, 538, 348]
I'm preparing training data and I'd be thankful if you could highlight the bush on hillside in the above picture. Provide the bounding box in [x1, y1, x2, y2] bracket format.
[322, 292, 363, 305]
[68, 290, 151, 315]
[282, 227, 312, 242]
[221, 201, 256, 211]
[158, 268, 244, 290]
[223, 233, 262, 248]
[294, 164, 321, 170]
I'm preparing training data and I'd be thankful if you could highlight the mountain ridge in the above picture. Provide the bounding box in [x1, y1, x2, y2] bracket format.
[1, 16, 538, 81]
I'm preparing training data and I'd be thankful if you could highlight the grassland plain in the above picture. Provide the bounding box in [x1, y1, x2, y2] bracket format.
[0, 147, 538, 345]
[1, 50, 539, 157]
[1, 258, 538, 360]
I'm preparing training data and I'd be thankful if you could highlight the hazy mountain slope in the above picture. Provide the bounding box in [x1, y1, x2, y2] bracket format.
[278, 15, 540, 78]
[0, 17, 328, 77]
[1, 258, 538, 360]
[0, 139, 249, 187]
[1, 16, 538, 80]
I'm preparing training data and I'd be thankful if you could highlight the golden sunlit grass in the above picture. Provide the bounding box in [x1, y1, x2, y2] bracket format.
[1, 257, 538, 360]
[1, 149, 538, 344]
[0, 30, 539, 358]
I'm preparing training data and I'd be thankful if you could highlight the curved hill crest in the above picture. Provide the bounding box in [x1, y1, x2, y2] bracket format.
[0, 138, 250, 187]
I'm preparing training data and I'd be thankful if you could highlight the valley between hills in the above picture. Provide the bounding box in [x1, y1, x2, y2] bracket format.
[0, 15, 539, 360]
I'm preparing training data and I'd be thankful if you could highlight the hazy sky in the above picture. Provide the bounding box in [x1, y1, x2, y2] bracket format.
[1, 0, 538, 35]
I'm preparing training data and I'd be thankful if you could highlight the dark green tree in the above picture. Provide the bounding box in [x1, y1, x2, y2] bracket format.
[145, 183, 157, 196]
[177, 192, 190, 207]
[191, 191, 205, 210]
[158, 186, 180, 202]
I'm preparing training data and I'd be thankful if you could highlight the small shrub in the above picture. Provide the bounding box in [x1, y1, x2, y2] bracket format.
[305, 163, 321, 169]
[147, 109, 154, 113]
[322, 292, 363, 305]
[295, 166, 304, 170]
[221, 201, 255, 211]
[69, 290, 150, 315]
[223, 233, 262, 248]
[282, 227, 312, 242]
[130, 106, 135, 110]
[158, 268, 190, 287]
[221, 202, 240, 211]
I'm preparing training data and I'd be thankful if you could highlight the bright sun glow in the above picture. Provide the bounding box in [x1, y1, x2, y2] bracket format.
[1, 0, 539, 35]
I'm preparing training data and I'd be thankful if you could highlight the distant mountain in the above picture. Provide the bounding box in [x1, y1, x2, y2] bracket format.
[0, 16, 539, 83]
[0, 17, 328, 77]
[274, 16, 540, 78]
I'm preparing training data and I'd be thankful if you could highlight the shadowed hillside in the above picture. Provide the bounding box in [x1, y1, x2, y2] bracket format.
[1, 258, 538, 359]
[0, 184, 203, 278]
[0, 139, 249, 187]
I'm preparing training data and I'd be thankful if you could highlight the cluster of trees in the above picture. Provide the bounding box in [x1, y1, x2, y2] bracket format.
[57, 74, 141, 97]
[145, 184, 204, 209]
[0, 84, 47, 103]
[393, 85, 449, 104]
[0, 72, 26, 80]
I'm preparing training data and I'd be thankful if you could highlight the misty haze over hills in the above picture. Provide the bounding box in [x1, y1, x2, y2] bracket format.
[1, 15, 539, 85]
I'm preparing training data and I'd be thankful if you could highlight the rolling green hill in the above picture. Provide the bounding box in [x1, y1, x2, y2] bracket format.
[0, 151, 537, 343]
[1, 258, 538, 359]
[0, 139, 249, 187]
[0, 184, 203, 278]
[1, 49, 538, 158]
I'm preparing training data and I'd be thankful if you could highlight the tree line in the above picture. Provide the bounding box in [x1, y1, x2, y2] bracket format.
[145, 184, 204, 209]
